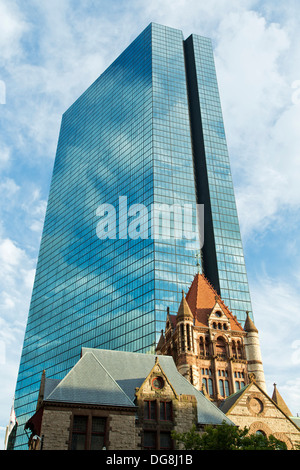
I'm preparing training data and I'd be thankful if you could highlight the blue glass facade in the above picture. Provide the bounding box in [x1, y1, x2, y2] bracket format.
[184, 34, 253, 323]
[13, 23, 252, 449]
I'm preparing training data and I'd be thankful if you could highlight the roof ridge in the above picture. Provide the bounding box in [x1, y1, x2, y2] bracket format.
[45, 353, 86, 401]
[195, 273, 202, 314]
[85, 352, 136, 406]
[186, 273, 244, 331]
[46, 351, 135, 407]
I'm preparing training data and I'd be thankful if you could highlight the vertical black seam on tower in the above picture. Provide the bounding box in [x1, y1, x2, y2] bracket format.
[183, 35, 220, 295]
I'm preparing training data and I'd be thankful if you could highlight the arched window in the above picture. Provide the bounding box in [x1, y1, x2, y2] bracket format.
[232, 340, 236, 357]
[219, 379, 225, 397]
[205, 337, 210, 356]
[216, 337, 227, 358]
[180, 324, 185, 351]
[208, 378, 213, 396]
[186, 324, 191, 351]
[236, 340, 242, 358]
[199, 337, 204, 355]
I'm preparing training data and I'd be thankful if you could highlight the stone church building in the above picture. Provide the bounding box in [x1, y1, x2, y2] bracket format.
[156, 273, 267, 403]
[156, 272, 300, 449]
[24, 273, 300, 450]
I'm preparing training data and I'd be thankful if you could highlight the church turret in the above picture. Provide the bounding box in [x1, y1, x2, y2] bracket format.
[177, 290, 194, 354]
[244, 312, 267, 393]
[175, 291, 198, 386]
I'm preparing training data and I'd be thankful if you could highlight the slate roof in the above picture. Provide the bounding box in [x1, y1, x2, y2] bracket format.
[72, 348, 233, 426]
[44, 352, 136, 408]
[290, 417, 300, 430]
[43, 348, 233, 425]
[218, 385, 248, 414]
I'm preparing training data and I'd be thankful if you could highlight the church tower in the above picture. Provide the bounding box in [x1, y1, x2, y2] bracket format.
[244, 312, 267, 393]
[157, 273, 266, 405]
[173, 291, 199, 387]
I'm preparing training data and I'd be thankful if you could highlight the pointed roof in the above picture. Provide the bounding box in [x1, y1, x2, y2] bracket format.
[45, 352, 135, 408]
[219, 381, 300, 434]
[244, 311, 258, 333]
[185, 273, 243, 331]
[176, 290, 194, 322]
[272, 384, 292, 417]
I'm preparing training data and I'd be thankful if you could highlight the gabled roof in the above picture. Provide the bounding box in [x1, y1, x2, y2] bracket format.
[218, 385, 248, 414]
[44, 351, 135, 408]
[185, 273, 244, 331]
[219, 380, 300, 433]
[79, 348, 234, 426]
[136, 357, 179, 400]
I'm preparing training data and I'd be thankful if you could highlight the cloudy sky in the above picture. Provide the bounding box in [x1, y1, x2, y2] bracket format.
[0, 0, 300, 448]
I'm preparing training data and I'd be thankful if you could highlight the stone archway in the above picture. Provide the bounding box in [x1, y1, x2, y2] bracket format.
[248, 421, 292, 450]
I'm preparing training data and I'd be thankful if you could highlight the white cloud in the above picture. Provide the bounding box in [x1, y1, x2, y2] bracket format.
[0, 238, 35, 315]
[212, 9, 300, 241]
[0, 236, 36, 448]
[20, 187, 47, 233]
[0, 177, 19, 198]
[0, 238, 24, 266]
[0, 0, 300, 448]
[251, 274, 300, 415]
[0, 0, 28, 62]
[0, 145, 10, 170]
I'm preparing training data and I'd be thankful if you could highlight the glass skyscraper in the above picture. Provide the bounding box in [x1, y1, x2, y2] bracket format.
[12, 23, 253, 449]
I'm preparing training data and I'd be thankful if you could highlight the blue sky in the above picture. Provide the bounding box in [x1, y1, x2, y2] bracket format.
[0, 0, 300, 448]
